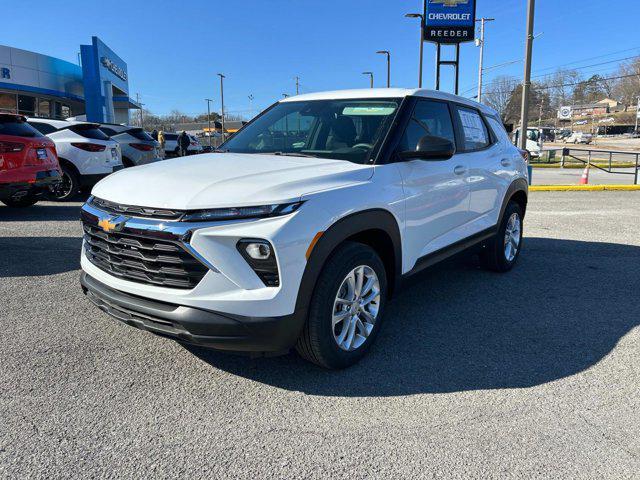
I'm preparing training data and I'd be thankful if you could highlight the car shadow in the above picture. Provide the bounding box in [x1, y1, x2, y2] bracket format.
[0, 203, 83, 222]
[0, 237, 82, 277]
[185, 237, 640, 396]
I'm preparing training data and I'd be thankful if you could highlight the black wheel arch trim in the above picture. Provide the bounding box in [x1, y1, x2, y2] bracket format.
[499, 178, 528, 223]
[294, 208, 402, 321]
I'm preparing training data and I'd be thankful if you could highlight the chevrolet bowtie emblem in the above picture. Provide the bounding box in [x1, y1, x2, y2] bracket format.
[98, 215, 128, 233]
[431, 0, 469, 6]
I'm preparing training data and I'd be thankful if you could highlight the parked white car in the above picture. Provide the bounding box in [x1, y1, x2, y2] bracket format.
[80, 88, 528, 368]
[564, 132, 593, 144]
[28, 118, 123, 200]
[98, 124, 163, 167]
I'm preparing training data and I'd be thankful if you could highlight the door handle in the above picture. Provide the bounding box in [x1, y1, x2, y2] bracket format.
[501, 158, 512, 167]
[454, 165, 467, 176]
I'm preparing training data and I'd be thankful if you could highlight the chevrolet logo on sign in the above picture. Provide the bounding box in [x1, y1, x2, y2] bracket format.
[98, 216, 128, 233]
[431, 0, 469, 6]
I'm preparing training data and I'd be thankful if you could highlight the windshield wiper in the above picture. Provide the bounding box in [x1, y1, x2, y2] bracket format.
[270, 151, 318, 158]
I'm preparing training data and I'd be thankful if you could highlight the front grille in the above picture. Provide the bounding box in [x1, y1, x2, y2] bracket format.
[83, 224, 208, 289]
[90, 196, 185, 220]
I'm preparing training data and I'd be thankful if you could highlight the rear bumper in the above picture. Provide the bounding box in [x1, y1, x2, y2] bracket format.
[79, 165, 124, 188]
[80, 272, 304, 353]
[0, 169, 61, 199]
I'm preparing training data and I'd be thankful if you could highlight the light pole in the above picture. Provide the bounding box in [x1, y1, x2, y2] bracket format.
[295, 76, 300, 95]
[405, 12, 424, 88]
[475, 17, 495, 103]
[376, 50, 391, 87]
[362, 71, 374, 88]
[217, 73, 226, 141]
[635, 96, 640, 133]
[519, 0, 535, 151]
[205, 98, 213, 147]
[248, 94, 254, 119]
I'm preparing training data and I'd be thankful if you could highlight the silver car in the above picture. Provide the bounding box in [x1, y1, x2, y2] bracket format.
[98, 124, 162, 167]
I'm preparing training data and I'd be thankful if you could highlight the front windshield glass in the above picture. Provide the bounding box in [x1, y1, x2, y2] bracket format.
[222, 99, 401, 163]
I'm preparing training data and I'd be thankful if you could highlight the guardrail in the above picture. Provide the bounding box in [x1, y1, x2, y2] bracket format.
[537, 148, 639, 185]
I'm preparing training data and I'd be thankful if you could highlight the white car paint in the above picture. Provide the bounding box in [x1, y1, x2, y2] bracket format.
[81, 88, 527, 320]
[27, 118, 122, 178]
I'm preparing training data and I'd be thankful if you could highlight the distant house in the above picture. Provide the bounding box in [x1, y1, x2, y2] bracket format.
[571, 103, 609, 117]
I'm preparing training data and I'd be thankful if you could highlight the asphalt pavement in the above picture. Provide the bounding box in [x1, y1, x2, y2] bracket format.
[1, 194, 639, 478]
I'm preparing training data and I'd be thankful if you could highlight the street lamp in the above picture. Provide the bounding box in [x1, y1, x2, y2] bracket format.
[248, 94, 254, 119]
[205, 98, 213, 147]
[217, 73, 226, 140]
[362, 71, 374, 89]
[376, 50, 391, 88]
[404, 13, 424, 88]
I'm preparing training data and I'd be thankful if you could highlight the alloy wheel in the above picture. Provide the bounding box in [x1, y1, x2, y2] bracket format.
[331, 265, 380, 352]
[504, 212, 521, 262]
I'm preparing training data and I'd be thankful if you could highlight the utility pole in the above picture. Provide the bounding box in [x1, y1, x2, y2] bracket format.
[475, 17, 495, 103]
[205, 98, 213, 148]
[217, 73, 225, 141]
[362, 71, 374, 88]
[405, 10, 425, 88]
[376, 50, 391, 87]
[136, 93, 144, 129]
[295, 76, 300, 95]
[519, 0, 536, 151]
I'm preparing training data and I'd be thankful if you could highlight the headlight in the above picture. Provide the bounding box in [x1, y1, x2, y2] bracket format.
[181, 201, 303, 222]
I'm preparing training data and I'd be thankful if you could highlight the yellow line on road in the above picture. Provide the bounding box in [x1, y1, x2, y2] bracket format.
[530, 185, 640, 191]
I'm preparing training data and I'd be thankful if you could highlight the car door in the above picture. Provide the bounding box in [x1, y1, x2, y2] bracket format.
[452, 105, 509, 231]
[394, 98, 470, 263]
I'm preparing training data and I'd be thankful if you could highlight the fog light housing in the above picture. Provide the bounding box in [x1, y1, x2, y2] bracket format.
[237, 239, 279, 287]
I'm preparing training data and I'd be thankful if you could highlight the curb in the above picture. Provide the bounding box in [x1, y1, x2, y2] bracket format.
[530, 185, 640, 192]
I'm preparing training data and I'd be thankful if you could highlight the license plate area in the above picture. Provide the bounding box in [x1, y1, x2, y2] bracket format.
[36, 148, 47, 160]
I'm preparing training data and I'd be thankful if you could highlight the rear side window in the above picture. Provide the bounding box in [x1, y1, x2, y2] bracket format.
[0, 117, 43, 137]
[165, 133, 178, 140]
[399, 100, 456, 152]
[128, 129, 154, 141]
[100, 127, 118, 137]
[29, 121, 58, 135]
[455, 107, 491, 151]
[70, 124, 110, 140]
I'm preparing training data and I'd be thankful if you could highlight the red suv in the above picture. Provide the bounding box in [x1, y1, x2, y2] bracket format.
[0, 114, 61, 207]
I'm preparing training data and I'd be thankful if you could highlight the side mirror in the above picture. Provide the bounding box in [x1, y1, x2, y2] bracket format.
[400, 135, 456, 161]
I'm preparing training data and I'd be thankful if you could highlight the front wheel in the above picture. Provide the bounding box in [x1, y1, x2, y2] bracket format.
[296, 242, 387, 369]
[480, 201, 524, 272]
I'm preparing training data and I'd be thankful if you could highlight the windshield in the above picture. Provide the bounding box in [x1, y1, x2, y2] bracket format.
[222, 99, 400, 163]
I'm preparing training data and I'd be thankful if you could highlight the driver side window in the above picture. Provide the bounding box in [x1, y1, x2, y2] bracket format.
[399, 100, 456, 152]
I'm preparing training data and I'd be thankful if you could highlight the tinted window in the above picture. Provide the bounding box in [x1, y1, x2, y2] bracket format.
[399, 100, 455, 152]
[165, 133, 178, 140]
[70, 124, 110, 140]
[456, 107, 490, 151]
[100, 127, 118, 137]
[0, 117, 43, 137]
[29, 121, 58, 135]
[128, 129, 154, 141]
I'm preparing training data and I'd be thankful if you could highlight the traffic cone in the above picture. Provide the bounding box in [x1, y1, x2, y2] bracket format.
[579, 164, 590, 185]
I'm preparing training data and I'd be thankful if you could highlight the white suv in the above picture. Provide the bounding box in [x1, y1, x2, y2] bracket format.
[28, 118, 123, 200]
[79, 89, 528, 368]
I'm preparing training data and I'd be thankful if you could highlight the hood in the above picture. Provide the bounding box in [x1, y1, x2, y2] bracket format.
[91, 153, 373, 209]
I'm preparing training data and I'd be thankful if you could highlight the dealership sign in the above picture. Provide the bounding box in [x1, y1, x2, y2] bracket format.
[425, 0, 477, 44]
[101, 56, 127, 81]
[1, 67, 10, 79]
[557, 106, 573, 120]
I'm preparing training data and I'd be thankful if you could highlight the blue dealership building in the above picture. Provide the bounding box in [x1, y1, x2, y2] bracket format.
[0, 36, 139, 124]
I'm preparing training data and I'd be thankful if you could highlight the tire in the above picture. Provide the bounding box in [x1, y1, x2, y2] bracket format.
[1, 194, 38, 208]
[49, 164, 79, 201]
[480, 201, 524, 272]
[122, 156, 135, 168]
[296, 241, 388, 369]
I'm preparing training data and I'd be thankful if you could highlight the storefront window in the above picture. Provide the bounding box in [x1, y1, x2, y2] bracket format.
[0, 92, 17, 113]
[38, 99, 51, 117]
[61, 104, 71, 118]
[17, 95, 36, 116]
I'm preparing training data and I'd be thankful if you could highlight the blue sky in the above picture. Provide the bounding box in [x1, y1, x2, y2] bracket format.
[4, 0, 639, 118]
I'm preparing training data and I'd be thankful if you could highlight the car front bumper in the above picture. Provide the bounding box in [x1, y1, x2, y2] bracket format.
[80, 272, 302, 352]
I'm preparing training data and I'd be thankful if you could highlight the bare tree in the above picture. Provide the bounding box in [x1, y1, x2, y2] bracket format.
[483, 75, 519, 121]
